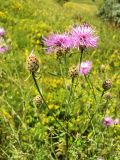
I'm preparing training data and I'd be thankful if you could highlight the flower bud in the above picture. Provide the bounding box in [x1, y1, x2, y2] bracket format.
[69, 66, 78, 78]
[33, 95, 42, 106]
[102, 80, 111, 91]
[27, 52, 39, 73]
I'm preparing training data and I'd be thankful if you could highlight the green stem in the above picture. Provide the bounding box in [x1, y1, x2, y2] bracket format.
[32, 73, 66, 133]
[101, 90, 105, 98]
[68, 78, 74, 103]
[64, 52, 67, 65]
[79, 48, 84, 70]
[65, 78, 75, 160]
[81, 75, 97, 135]
[65, 120, 69, 160]
[84, 75, 97, 103]
[82, 89, 105, 135]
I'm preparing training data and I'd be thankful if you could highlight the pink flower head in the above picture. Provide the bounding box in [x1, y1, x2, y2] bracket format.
[43, 33, 73, 53]
[79, 61, 92, 75]
[103, 117, 113, 127]
[0, 46, 9, 54]
[0, 28, 5, 37]
[114, 118, 119, 125]
[71, 24, 98, 49]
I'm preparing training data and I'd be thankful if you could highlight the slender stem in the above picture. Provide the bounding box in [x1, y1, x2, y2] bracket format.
[65, 106, 69, 160]
[81, 112, 94, 135]
[84, 75, 91, 89]
[82, 89, 105, 135]
[32, 73, 66, 132]
[32, 73, 47, 106]
[65, 120, 69, 160]
[84, 75, 97, 102]
[79, 48, 84, 70]
[101, 90, 105, 98]
[64, 52, 67, 65]
[68, 78, 74, 103]
[65, 78, 75, 160]
[81, 75, 97, 135]
[59, 60, 69, 159]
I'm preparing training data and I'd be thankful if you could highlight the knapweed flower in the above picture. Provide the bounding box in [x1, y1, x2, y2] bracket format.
[79, 61, 92, 75]
[114, 118, 119, 125]
[70, 24, 98, 49]
[43, 33, 73, 53]
[103, 117, 113, 127]
[0, 28, 5, 37]
[0, 46, 8, 54]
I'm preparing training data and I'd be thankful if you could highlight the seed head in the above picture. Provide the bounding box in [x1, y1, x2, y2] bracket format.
[33, 95, 42, 106]
[27, 51, 39, 73]
[102, 80, 111, 91]
[69, 66, 78, 78]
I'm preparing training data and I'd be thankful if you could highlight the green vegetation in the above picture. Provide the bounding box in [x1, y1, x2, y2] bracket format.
[99, 0, 120, 26]
[0, 0, 120, 159]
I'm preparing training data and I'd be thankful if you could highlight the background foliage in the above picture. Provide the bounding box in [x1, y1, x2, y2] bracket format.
[99, 0, 120, 26]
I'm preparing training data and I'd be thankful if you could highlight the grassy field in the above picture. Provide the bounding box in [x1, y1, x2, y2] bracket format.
[0, 0, 120, 159]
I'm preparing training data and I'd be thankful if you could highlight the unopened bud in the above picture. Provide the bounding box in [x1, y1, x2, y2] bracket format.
[69, 66, 78, 78]
[102, 80, 111, 91]
[33, 95, 42, 106]
[27, 52, 39, 73]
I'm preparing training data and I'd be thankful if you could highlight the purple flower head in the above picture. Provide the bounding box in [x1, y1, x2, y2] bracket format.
[71, 24, 98, 49]
[0, 28, 5, 37]
[0, 46, 9, 54]
[43, 33, 73, 53]
[103, 117, 113, 127]
[114, 118, 119, 125]
[79, 61, 92, 75]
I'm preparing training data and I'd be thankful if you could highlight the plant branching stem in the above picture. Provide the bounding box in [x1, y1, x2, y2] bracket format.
[82, 88, 105, 135]
[79, 48, 84, 70]
[84, 75, 97, 103]
[101, 90, 105, 98]
[32, 73, 66, 132]
[65, 109, 69, 160]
